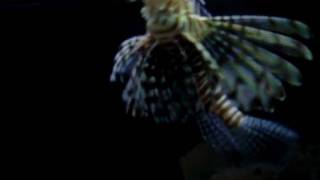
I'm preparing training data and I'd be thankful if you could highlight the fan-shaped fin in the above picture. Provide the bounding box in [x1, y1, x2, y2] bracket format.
[209, 20, 313, 60]
[212, 16, 311, 39]
[215, 30, 303, 86]
[188, 0, 212, 17]
[110, 36, 145, 82]
[202, 32, 287, 110]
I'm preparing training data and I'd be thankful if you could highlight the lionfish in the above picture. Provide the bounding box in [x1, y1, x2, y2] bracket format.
[110, 0, 313, 161]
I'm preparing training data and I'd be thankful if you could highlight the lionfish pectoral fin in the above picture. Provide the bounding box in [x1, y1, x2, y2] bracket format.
[182, 31, 220, 75]
[110, 34, 153, 82]
[232, 116, 299, 162]
[196, 15, 313, 111]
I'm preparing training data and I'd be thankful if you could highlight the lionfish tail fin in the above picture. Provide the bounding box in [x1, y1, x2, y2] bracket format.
[233, 116, 299, 162]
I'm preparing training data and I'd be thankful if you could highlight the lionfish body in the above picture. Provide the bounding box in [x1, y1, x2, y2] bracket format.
[111, 0, 313, 160]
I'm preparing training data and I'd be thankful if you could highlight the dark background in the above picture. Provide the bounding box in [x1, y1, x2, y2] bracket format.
[4, 0, 319, 179]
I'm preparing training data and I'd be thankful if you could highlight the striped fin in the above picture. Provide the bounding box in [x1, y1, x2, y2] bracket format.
[198, 15, 313, 111]
[215, 30, 303, 86]
[202, 34, 286, 110]
[116, 35, 145, 62]
[183, 32, 220, 73]
[235, 84, 256, 111]
[209, 19, 313, 60]
[231, 62, 257, 92]
[111, 36, 148, 116]
[213, 31, 292, 105]
[188, 0, 212, 17]
[129, 39, 201, 123]
[122, 67, 148, 117]
[213, 16, 311, 39]
[116, 36, 158, 117]
[110, 35, 145, 83]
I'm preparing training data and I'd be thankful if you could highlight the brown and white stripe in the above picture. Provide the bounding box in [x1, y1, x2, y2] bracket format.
[209, 86, 245, 127]
[193, 60, 245, 128]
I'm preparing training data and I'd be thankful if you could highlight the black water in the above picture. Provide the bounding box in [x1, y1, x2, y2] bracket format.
[4, 1, 319, 179]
